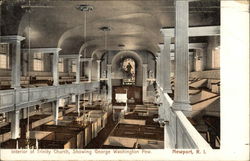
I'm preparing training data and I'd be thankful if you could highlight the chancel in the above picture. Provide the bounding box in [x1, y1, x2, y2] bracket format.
[0, 0, 248, 151]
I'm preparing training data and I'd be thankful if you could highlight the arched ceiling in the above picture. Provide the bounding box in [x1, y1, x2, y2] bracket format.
[1, 0, 220, 56]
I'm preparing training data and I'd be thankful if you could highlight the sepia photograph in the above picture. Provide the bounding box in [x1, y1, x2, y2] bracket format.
[0, 0, 249, 160]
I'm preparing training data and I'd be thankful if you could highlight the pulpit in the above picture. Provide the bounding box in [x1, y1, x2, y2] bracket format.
[112, 91, 128, 121]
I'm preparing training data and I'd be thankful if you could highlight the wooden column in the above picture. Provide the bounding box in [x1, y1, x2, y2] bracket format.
[142, 64, 148, 102]
[76, 95, 80, 116]
[1, 36, 25, 89]
[52, 100, 59, 125]
[172, 0, 191, 113]
[53, 51, 59, 86]
[88, 59, 92, 82]
[96, 60, 101, 81]
[76, 55, 81, 83]
[10, 110, 20, 139]
[107, 64, 112, 103]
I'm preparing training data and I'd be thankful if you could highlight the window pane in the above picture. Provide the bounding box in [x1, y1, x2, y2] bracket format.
[72, 60, 76, 72]
[0, 54, 7, 69]
[33, 59, 44, 71]
[72, 64, 76, 72]
[58, 58, 64, 72]
[33, 53, 44, 71]
[0, 43, 9, 69]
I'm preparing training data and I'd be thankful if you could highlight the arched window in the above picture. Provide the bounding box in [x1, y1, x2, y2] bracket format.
[121, 58, 136, 85]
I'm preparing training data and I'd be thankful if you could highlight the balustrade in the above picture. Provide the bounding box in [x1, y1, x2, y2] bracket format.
[157, 83, 212, 149]
[0, 82, 99, 113]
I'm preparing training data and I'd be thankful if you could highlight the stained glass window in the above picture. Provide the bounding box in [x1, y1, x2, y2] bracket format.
[122, 58, 135, 85]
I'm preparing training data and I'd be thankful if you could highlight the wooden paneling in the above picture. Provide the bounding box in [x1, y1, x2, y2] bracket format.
[112, 86, 142, 104]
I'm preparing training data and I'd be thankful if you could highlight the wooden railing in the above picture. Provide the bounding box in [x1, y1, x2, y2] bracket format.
[157, 84, 212, 149]
[0, 81, 99, 113]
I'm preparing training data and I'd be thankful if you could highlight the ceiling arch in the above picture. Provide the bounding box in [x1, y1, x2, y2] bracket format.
[10, 0, 219, 53]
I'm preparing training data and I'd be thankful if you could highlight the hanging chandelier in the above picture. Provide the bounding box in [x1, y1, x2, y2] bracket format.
[99, 26, 111, 78]
[76, 4, 93, 12]
[76, 4, 94, 57]
[99, 26, 112, 52]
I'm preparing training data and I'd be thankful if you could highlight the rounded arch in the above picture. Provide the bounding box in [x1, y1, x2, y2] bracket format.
[111, 50, 143, 66]
[111, 50, 143, 86]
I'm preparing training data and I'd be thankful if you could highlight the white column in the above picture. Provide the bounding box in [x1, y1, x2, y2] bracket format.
[53, 51, 59, 86]
[76, 56, 81, 83]
[75, 95, 80, 116]
[96, 60, 101, 81]
[11, 110, 20, 139]
[52, 100, 59, 125]
[171, 59, 175, 77]
[22, 52, 28, 77]
[107, 64, 112, 103]
[155, 55, 160, 84]
[162, 35, 172, 93]
[142, 64, 148, 102]
[89, 92, 93, 105]
[158, 47, 163, 88]
[1, 36, 25, 89]
[189, 52, 194, 72]
[158, 93, 164, 120]
[172, 0, 191, 113]
[104, 86, 107, 101]
[88, 59, 92, 82]
[22, 108, 28, 119]
[221, 1, 249, 155]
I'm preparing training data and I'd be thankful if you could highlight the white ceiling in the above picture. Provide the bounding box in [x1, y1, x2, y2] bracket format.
[7, 0, 220, 56]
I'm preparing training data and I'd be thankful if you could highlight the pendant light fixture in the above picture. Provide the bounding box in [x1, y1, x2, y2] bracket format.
[76, 4, 93, 57]
[99, 26, 111, 78]
[76, 4, 93, 118]
[26, 0, 32, 149]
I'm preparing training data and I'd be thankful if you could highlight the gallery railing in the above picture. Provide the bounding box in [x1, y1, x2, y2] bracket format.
[158, 84, 212, 149]
[0, 81, 99, 113]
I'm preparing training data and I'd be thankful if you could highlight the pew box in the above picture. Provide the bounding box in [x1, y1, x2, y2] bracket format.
[104, 136, 137, 148]
[63, 111, 85, 121]
[84, 122, 92, 146]
[23, 112, 63, 130]
[40, 132, 76, 149]
[104, 123, 164, 149]
[102, 112, 108, 128]
[89, 110, 107, 130]
[29, 130, 53, 140]
[89, 118, 98, 138]
[28, 114, 55, 129]
[0, 138, 36, 149]
[137, 139, 164, 149]
[84, 105, 102, 111]
[33, 124, 85, 149]
[52, 120, 93, 147]
[59, 105, 76, 115]
[0, 123, 12, 143]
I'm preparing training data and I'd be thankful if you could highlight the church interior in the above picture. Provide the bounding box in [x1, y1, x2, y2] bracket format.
[0, 0, 246, 150]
